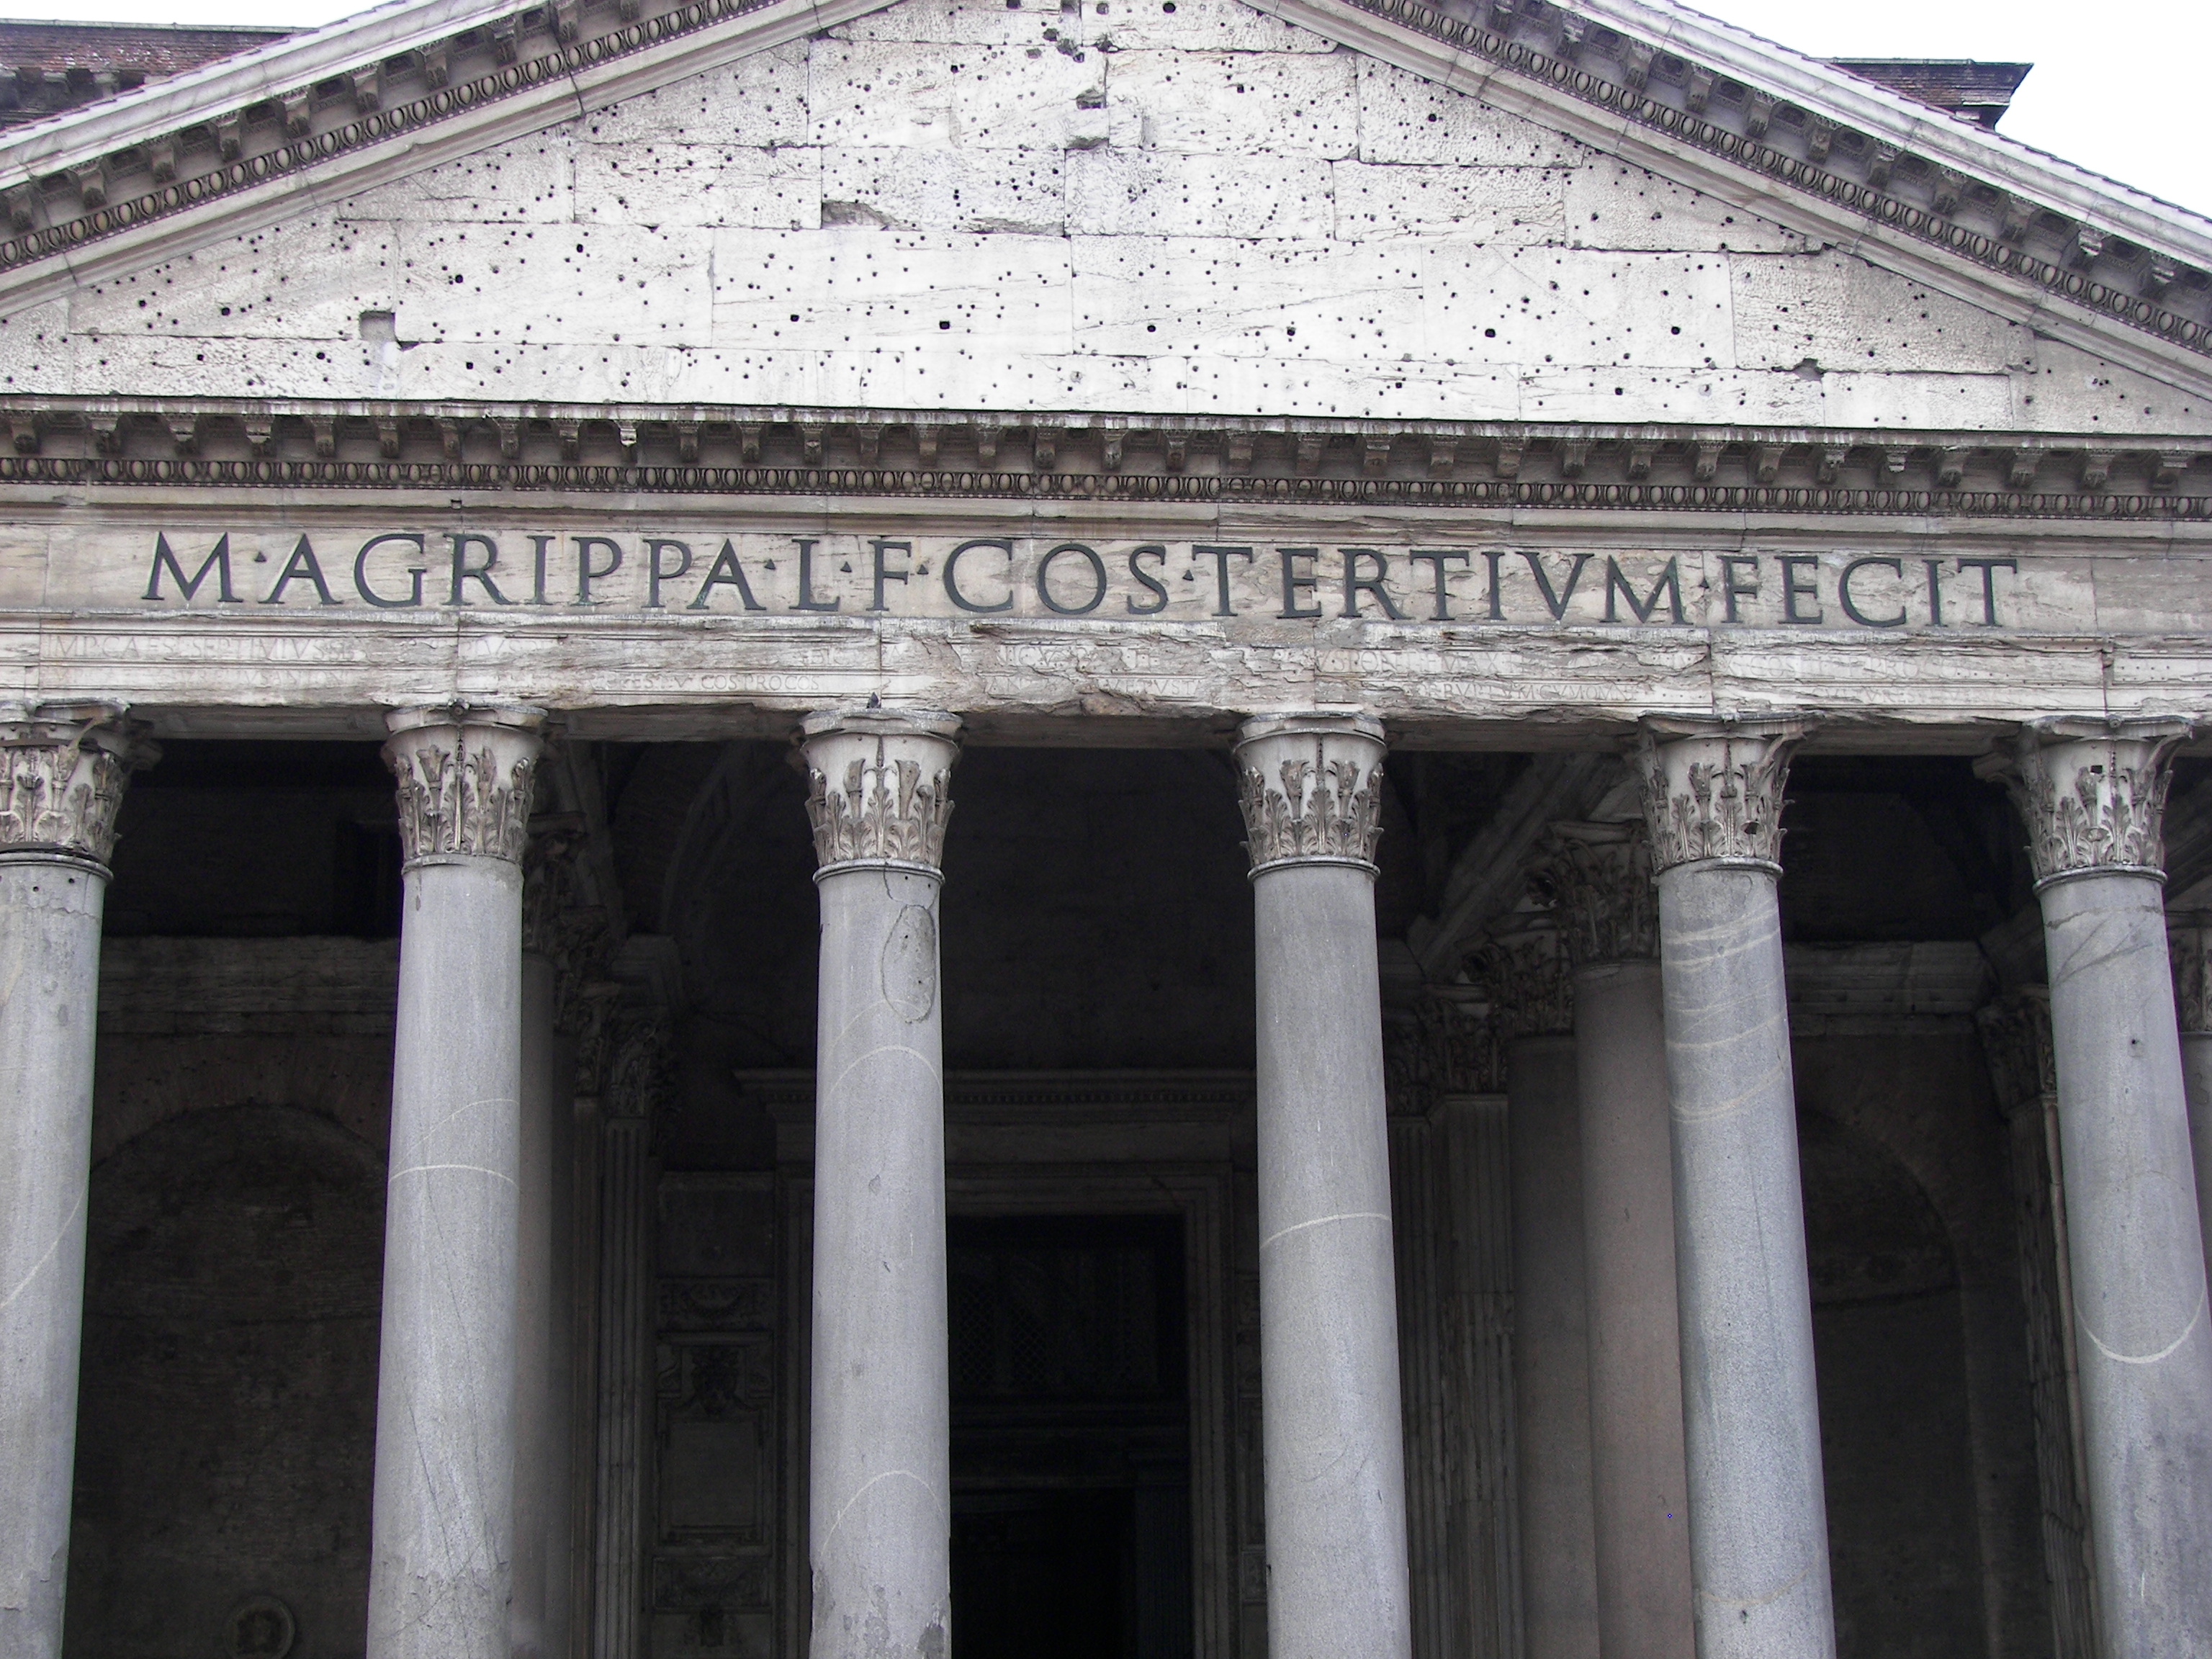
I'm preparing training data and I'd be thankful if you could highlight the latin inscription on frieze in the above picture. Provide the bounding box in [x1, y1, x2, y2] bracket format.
[93, 529, 2104, 631]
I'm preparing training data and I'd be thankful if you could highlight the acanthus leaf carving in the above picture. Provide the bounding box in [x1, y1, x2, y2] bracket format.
[1539, 819, 1658, 966]
[1233, 714, 1387, 873]
[799, 710, 961, 874]
[1976, 719, 2191, 888]
[382, 705, 545, 866]
[1633, 719, 1807, 873]
[1466, 918, 1575, 1041]
[0, 701, 157, 865]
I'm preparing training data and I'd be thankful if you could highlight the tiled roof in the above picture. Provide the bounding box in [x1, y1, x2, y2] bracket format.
[0, 20, 290, 127]
[1829, 59, 2033, 132]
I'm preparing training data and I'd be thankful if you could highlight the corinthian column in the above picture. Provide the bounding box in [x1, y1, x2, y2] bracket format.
[1982, 719, 2212, 1659]
[0, 703, 152, 1659]
[1233, 712, 1412, 1659]
[800, 709, 961, 1659]
[1632, 717, 1834, 1659]
[367, 704, 544, 1659]
[2168, 914, 2212, 1292]
[1545, 820, 1695, 1659]
[1474, 917, 1596, 1659]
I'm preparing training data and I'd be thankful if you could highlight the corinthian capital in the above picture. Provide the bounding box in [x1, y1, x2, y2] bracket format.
[1632, 716, 1809, 874]
[1975, 717, 2193, 889]
[799, 709, 962, 875]
[1542, 820, 1658, 966]
[1234, 713, 1387, 876]
[0, 701, 158, 867]
[382, 704, 547, 866]
[1467, 917, 1575, 1040]
[2170, 912, 2212, 1036]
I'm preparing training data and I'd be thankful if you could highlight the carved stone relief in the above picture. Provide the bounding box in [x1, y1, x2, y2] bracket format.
[381, 704, 545, 866]
[1539, 820, 1659, 966]
[1466, 918, 1575, 1041]
[1632, 717, 1807, 873]
[0, 701, 157, 866]
[1977, 718, 2193, 888]
[1233, 713, 1388, 874]
[799, 709, 961, 874]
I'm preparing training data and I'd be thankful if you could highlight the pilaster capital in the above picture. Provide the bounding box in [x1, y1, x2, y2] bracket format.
[0, 700, 158, 868]
[1540, 819, 1658, 966]
[1974, 987, 2056, 1118]
[799, 708, 961, 877]
[1467, 917, 1575, 1040]
[1384, 986, 1505, 1113]
[1632, 716, 1809, 875]
[1974, 717, 2194, 890]
[382, 703, 546, 867]
[2169, 911, 2212, 1035]
[1233, 712, 1388, 877]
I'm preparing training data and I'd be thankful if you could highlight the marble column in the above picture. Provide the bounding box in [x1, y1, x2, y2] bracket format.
[2167, 913, 2212, 1290]
[367, 704, 545, 1659]
[0, 703, 152, 1659]
[1982, 719, 2212, 1659]
[1632, 717, 1834, 1659]
[1233, 712, 1412, 1659]
[1476, 917, 1597, 1659]
[1547, 820, 1696, 1659]
[800, 709, 961, 1659]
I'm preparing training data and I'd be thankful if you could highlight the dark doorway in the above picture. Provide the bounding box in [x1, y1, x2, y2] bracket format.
[948, 1214, 1194, 1659]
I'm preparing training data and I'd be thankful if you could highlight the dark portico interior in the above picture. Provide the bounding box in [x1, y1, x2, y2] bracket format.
[66, 732, 2203, 1659]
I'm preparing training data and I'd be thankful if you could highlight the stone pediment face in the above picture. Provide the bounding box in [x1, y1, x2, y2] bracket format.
[0, 0, 2209, 447]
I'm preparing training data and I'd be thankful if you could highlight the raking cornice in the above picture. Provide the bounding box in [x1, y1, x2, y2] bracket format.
[3, 0, 2212, 405]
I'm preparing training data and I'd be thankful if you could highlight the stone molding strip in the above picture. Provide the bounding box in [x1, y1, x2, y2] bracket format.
[1, 407, 2208, 515]
[0, 0, 2207, 386]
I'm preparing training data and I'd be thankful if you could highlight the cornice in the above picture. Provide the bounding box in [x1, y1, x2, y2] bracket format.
[2, 400, 2211, 519]
[0, 0, 2209, 399]
[1252, 0, 2212, 392]
[0, 0, 878, 314]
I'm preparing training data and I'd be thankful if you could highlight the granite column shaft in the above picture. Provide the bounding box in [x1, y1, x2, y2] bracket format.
[1548, 821, 1695, 1659]
[1236, 713, 1412, 1659]
[367, 705, 544, 1659]
[0, 705, 150, 1659]
[801, 710, 961, 1659]
[1987, 721, 2212, 1659]
[1635, 719, 1835, 1659]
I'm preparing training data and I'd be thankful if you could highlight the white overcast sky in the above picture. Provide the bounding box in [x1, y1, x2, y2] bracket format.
[0, 0, 2203, 217]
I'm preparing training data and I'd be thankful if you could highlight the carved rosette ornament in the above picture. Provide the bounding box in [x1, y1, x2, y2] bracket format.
[799, 709, 962, 876]
[2169, 912, 2212, 1037]
[382, 704, 546, 867]
[1467, 917, 1577, 1041]
[1233, 713, 1388, 876]
[0, 701, 158, 868]
[1974, 717, 2193, 889]
[1632, 716, 1809, 874]
[1540, 820, 1659, 966]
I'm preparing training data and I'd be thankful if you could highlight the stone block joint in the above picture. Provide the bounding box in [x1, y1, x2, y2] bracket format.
[1234, 713, 1388, 878]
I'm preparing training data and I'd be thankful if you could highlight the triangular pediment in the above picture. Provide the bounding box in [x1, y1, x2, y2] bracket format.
[1, 0, 2210, 431]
